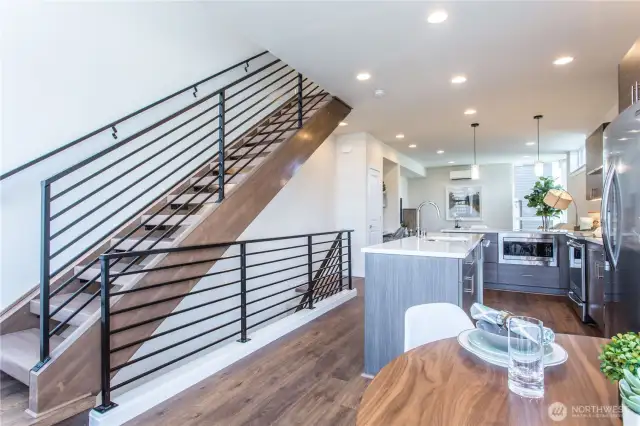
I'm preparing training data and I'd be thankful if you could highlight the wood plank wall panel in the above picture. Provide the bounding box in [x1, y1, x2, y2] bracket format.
[29, 97, 351, 414]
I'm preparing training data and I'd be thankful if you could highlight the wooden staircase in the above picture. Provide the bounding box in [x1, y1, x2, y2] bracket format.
[0, 92, 350, 419]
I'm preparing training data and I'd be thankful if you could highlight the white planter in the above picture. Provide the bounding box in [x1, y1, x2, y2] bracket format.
[623, 403, 640, 426]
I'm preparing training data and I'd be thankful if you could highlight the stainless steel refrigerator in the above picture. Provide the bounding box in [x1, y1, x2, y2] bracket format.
[602, 102, 640, 336]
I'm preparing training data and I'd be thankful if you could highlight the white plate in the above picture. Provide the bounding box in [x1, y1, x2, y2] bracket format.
[457, 329, 568, 368]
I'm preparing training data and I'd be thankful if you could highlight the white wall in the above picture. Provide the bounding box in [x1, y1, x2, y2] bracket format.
[0, 1, 276, 309]
[334, 132, 425, 276]
[114, 136, 339, 391]
[408, 164, 514, 231]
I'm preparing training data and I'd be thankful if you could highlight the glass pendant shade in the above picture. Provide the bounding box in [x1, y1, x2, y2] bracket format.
[471, 164, 480, 180]
[534, 161, 544, 177]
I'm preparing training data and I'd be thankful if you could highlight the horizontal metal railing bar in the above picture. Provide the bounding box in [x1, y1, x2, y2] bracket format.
[99, 230, 353, 260]
[110, 330, 242, 392]
[225, 68, 295, 115]
[311, 238, 347, 246]
[245, 291, 305, 319]
[224, 72, 297, 126]
[48, 146, 222, 284]
[0, 51, 269, 181]
[49, 135, 220, 256]
[247, 301, 306, 331]
[226, 63, 290, 102]
[246, 281, 309, 306]
[110, 283, 241, 315]
[245, 262, 307, 281]
[109, 254, 240, 277]
[110, 316, 242, 371]
[110, 269, 239, 296]
[110, 291, 240, 333]
[224, 77, 298, 136]
[244, 271, 308, 294]
[49, 289, 99, 335]
[50, 128, 220, 237]
[46, 58, 280, 185]
[245, 252, 307, 269]
[50, 106, 220, 202]
[245, 243, 308, 257]
[110, 305, 241, 353]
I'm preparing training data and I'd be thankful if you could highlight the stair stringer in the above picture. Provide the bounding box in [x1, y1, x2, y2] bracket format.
[28, 97, 351, 415]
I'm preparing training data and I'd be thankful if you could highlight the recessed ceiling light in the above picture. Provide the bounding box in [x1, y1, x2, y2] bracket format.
[629, 129, 640, 133]
[338, 122, 348, 127]
[523, 155, 531, 158]
[374, 89, 385, 97]
[448, 161, 455, 164]
[356, 72, 371, 81]
[464, 109, 477, 115]
[553, 56, 574, 66]
[409, 144, 417, 148]
[451, 75, 467, 84]
[427, 10, 448, 24]
[396, 133, 405, 139]
[619, 137, 629, 141]
[525, 141, 536, 146]
[437, 150, 445, 154]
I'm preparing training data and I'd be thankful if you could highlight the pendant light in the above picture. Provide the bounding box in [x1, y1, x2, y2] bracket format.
[534, 115, 544, 176]
[471, 123, 480, 180]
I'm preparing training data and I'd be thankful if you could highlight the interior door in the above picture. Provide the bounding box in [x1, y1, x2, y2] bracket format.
[367, 168, 383, 245]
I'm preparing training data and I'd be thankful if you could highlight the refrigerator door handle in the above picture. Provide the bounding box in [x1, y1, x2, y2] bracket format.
[601, 164, 617, 269]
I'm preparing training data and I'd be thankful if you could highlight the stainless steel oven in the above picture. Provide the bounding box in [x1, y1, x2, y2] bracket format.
[567, 238, 588, 322]
[498, 233, 557, 266]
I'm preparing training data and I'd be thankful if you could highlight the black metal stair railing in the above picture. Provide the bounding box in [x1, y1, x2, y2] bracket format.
[28, 52, 335, 368]
[93, 230, 354, 412]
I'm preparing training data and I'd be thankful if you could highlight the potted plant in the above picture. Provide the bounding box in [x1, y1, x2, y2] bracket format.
[620, 369, 640, 425]
[599, 331, 640, 421]
[523, 176, 563, 231]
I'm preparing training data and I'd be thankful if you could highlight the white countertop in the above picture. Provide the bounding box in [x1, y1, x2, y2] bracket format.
[441, 228, 570, 235]
[361, 233, 484, 259]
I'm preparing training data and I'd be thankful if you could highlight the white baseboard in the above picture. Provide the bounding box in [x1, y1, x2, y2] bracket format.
[89, 289, 357, 426]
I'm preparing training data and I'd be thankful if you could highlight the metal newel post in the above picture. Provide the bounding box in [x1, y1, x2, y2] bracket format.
[38, 181, 51, 367]
[95, 256, 117, 412]
[218, 91, 226, 203]
[297, 73, 303, 128]
[338, 233, 344, 292]
[348, 231, 353, 290]
[307, 235, 314, 309]
[238, 243, 249, 342]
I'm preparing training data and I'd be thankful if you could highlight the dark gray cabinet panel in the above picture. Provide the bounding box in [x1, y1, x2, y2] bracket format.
[618, 38, 640, 113]
[483, 262, 498, 283]
[558, 235, 570, 290]
[497, 264, 560, 288]
[585, 124, 608, 201]
[483, 237, 498, 264]
[587, 243, 605, 330]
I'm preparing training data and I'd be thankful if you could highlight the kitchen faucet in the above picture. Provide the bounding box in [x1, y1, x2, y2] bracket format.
[416, 201, 442, 236]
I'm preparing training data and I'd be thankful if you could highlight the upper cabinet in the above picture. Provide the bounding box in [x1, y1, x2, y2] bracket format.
[619, 38, 640, 113]
[585, 123, 609, 201]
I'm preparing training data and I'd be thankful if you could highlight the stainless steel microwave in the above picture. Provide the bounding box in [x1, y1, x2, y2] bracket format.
[498, 233, 557, 266]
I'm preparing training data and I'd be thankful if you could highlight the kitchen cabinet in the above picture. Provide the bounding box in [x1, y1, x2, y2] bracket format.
[497, 264, 560, 288]
[587, 243, 605, 330]
[460, 243, 482, 313]
[585, 123, 608, 200]
[618, 38, 640, 113]
[557, 234, 570, 290]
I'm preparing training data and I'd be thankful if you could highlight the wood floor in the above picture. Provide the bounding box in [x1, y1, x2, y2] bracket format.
[0, 281, 601, 426]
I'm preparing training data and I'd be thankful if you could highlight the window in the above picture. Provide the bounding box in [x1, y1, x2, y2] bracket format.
[513, 162, 567, 231]
[569, 146, 585, 173]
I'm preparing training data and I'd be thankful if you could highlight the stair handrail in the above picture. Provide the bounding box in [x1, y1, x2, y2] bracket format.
[33, 51, 333, 368]
[0, 51, 269, 182]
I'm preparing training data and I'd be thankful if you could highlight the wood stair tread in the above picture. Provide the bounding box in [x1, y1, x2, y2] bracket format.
[140, 214, 201, 226]
[110, 236, 175, 250]
[74, 263, 144, 285]
[0, 329, 64, 385]
[30, 292, 100, 327]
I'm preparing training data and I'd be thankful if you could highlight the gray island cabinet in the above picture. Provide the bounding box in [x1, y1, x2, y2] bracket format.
[362, 233, 486, 376]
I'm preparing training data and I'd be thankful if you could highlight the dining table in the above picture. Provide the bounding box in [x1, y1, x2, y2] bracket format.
[357, 334, 621, 426]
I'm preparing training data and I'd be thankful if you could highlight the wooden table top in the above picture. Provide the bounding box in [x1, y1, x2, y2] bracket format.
[357, 334, 620, 426]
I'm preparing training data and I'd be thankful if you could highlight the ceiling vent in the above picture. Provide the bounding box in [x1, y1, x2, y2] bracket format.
[449, 169, 473, 180]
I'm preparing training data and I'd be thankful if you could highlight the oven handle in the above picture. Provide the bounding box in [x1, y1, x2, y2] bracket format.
[568, 290, 584, 307]
[567, 240, 584, 250]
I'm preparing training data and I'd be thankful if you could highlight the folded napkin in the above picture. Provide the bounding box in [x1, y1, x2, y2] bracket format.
[470, 303, 555, 345]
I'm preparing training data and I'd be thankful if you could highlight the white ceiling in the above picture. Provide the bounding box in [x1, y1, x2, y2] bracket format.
[213, 1, 640, 167]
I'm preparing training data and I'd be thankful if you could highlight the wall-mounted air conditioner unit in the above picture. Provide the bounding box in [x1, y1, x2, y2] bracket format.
[449, 169, 473, 180]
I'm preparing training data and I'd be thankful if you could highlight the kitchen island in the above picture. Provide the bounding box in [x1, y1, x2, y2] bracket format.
[361, 233, 486, 376]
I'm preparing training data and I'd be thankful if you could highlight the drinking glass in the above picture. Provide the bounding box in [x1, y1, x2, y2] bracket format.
[507, 316, 545, 398]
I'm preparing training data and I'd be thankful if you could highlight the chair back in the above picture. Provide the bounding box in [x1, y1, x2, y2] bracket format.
[404, 303, 473, 352]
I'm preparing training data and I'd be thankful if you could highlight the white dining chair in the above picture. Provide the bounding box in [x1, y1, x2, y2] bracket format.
[404, 303, 474, 352]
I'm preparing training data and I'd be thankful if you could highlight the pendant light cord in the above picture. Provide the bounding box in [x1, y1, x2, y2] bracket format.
[534, 115, 543, 163]
[471, 123, 479, 165]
